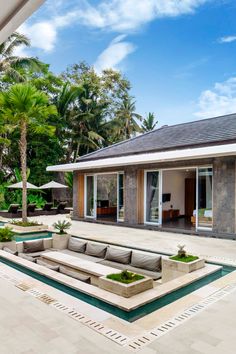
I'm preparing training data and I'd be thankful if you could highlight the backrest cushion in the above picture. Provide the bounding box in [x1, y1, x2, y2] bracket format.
[104, 247, 131, 264]
[23, 239, 45, 254]
[85, 242, 107, 258]
[131, 252, 162, 271]
[59, 266, 90, 283]
[36, 259, 59, 271]
[68, 238, 87, 253]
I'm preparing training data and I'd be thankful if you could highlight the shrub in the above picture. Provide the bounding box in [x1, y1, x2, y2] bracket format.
[53, 220, 71, 234]
[106, 270, 144, 284]
[0, 227, 15, 242]
[11, 220, 42, 227]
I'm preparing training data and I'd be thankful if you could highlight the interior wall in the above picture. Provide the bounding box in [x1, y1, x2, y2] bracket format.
[97, 174, 117, 206]
[162, 169, 195, 215]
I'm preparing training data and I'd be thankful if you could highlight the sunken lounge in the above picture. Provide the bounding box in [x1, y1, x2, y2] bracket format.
[47, 114, 236, 238]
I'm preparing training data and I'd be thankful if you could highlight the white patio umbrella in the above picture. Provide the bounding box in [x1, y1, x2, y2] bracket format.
[39, 180, 68, 205]
[8, 181, 38, 189]
[39, 181, 68, 189]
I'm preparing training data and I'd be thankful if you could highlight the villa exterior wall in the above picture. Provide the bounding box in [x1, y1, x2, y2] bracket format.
[72, 156, 236, 238]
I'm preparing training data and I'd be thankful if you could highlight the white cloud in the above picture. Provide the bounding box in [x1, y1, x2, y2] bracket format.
[195, 77, 236, 118]
[16, 0, 208, 53]
[218, 35, 236, 43]
[94, 35, 135, 73]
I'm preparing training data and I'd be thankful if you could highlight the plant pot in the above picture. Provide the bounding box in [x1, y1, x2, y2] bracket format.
[162, 257, 205, 283]
[98, 275, 153, 298]
[0, 240, 17, 252]
[52, 233, 70, 250]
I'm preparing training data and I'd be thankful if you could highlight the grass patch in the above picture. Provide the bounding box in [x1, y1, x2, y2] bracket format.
[170, 255, 199, 263]
[11, 220, 42, 227]
[106, 270, 144, 284]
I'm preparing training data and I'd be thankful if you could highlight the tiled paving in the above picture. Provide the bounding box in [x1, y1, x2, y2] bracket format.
[2, 215, 236, 353]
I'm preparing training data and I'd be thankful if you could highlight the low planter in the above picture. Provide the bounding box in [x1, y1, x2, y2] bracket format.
[99, 274, 153, 298]
[162, 257, 205, 283]
[0, 240, 17, 252]
[52, 233, 70, 250]
[6, 223, 48, 233]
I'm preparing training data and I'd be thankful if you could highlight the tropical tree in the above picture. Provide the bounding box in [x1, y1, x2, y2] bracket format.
[0, 32, 43, 82]
[0, 84, 57, 221]
[142, 112, 158, 132]
[114, 97, 143, 140]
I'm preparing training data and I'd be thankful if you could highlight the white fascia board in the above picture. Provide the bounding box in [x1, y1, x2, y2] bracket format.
[0, 0, 45, 45]
[46, 143, 236, 172]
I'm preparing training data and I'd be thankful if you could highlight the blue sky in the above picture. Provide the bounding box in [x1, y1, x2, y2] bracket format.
[16, 0, 236, 126]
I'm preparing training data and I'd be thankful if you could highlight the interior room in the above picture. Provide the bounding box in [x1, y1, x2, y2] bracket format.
[162, 169, 196, 230]
[96, 174, 117, 222]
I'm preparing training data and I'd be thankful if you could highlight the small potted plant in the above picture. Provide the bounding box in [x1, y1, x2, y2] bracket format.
[52, 220, 71, 249]
[162, 244, 205, 283]
[0, 227, 17, 251]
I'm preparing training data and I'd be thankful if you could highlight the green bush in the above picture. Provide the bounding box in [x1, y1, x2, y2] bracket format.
[0, 227, 15, 242]
[11, 220, 42, 227]
[107, 270, 144, 284]
[170, 255, 199, 263]
[53, 220, 71, 234]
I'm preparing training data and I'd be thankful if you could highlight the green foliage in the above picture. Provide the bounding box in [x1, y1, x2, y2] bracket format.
[170, 255, 199, 263]
[11, 220, 41, 227]
[53, 220, 71, 234]
[64, 172, 73, 189]
[27, 194, 46, 208]
[0, 227, 14, 242]
[142, 113, 158, 132]
[107, 270, 144, 284]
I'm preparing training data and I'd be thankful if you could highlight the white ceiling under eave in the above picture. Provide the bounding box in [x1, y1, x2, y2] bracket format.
[0, 0, 45, 45]
[46, 143, 236, 172]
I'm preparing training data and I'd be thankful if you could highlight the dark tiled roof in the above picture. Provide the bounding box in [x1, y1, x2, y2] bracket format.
[79, 113, 236, 161]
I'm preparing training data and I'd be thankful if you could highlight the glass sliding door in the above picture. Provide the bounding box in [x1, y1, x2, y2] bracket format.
[197, 167, 213, 229]
[117, 173, 124, 221]
[145, 171, 161, 224]
[85, 175, 96, 218]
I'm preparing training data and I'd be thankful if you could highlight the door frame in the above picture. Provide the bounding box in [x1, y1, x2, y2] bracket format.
[84, 171, 124, 222]
[143, 169, 162, 226]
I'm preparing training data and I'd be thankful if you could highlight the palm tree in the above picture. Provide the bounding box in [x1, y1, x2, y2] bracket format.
[142, 112, 158, 132]
[0, 32, 43, 82]
[115, 97, 142, 140]
[0, 84, 57, 221]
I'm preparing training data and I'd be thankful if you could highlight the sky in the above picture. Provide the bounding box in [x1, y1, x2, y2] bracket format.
[15, 0, 236, 126]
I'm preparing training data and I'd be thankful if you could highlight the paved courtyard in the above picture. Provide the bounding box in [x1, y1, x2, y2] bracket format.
[1, 215, 236, 353]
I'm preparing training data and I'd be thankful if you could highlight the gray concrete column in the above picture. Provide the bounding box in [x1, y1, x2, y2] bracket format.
[72, 171, 79, 219]
[213, 157, 236, 234]
[124, 168, 138, 224]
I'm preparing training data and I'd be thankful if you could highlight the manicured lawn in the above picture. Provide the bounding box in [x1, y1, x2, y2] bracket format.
[170, 255, 199, 263]
[107, 270, 144, 284]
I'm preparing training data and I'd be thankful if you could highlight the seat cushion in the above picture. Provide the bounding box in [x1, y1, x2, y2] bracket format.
[3, 247, 18, 256]
[61, 249, 102, 263]
[68, 237, 87, 253]
[131, 251, 162, 272]
[23, 240, 45, 254]
[36, 259, 59, 271]
[85, 242, 107, 258]
[59, 266, 90, 283]
[104, 247, 131, 264]
[18, 253, 36, 263]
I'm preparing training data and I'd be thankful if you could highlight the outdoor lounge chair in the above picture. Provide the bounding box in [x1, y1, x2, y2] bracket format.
[27, 203, 36, 216]
[0, 204, 20, 218]
[43, 202, 53, 211]
[52, 201, 70, 214]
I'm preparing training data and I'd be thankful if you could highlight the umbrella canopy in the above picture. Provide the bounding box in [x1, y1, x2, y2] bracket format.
[39, 180, 68, 189]
[8, 181, 38, 189]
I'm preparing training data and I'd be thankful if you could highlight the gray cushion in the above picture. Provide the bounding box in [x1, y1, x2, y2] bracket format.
[85, 242, 107, 258]
[99, 260, 161, 280]
[23, 240, 44, 254]
[18, 253, 36, 263]
[131, 252, 161, 272]
[3, 247, 18, 256]
[68, 238, 87, 253]
[59, 266, 90, 283]
[36, 259, 59, 271]
[104, 247, 131, 264]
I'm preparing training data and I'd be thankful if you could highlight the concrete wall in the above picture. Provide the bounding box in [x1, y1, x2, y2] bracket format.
[124, 168, 138, 224]
[213, 157, 236, 234]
